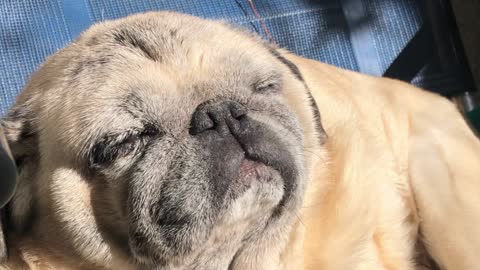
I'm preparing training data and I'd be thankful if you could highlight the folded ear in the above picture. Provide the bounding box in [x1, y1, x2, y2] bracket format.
[0, 99, 39, 261]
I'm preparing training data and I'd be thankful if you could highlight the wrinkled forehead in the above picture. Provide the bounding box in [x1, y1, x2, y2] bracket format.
[78, 12, 281, 99]
[79, 12, 280, 88]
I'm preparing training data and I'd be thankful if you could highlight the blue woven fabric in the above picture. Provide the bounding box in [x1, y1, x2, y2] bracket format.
[0, 0, 468, 115]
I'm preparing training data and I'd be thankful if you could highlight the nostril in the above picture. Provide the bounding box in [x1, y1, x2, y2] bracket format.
[190, 100, 247, 136]
[229, 102, 247, 119]
[189, 110, 214, 135]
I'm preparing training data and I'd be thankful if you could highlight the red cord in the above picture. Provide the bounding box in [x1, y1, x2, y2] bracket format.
[247, 0, 275, 44]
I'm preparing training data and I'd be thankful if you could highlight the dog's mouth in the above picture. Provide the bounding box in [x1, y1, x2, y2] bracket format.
[223, 157, 279, 200]
[239, 154, 286, 181]
[125, 117, 300, 266]
[239, 159, 263, 178]
[127, 156, 291, 266]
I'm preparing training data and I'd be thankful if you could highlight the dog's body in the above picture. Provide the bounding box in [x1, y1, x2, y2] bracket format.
[295, 55, 480, 270]
[1, 12, 479, 270]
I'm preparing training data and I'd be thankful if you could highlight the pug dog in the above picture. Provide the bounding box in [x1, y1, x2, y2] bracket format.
[1, 12, 479, 270]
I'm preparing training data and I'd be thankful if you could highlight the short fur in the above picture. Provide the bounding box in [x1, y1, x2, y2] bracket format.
[1, 12, 479, 270]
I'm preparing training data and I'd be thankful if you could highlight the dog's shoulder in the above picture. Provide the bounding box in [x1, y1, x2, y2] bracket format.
[286, 53, 472, 269]
[288, 52, 480, 269]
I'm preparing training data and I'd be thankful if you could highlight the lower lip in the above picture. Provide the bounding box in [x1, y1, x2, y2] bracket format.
[240, 159, 263, 178]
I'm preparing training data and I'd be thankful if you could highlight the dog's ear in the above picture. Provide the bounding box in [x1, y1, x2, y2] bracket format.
[0, 99, 39, 259]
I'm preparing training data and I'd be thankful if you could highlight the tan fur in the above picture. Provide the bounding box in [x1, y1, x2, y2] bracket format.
[1, 12, 480, 270]
[285, 54, 480, 269]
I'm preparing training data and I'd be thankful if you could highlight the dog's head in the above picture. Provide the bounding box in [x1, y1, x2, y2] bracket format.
[1, 12, 325, 269]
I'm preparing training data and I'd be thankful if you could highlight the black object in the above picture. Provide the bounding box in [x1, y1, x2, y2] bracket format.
[0, 134, 15, 258]
[0, 132, 16, 209]
[384, 26, 434, 82]
[384, 0, 477, 97]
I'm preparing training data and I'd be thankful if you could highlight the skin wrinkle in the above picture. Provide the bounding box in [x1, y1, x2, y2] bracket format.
[267, 47, 326, 143]
[112, 28, 158, 62]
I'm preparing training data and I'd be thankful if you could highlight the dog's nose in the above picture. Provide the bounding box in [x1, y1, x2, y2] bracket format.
[189, 101, 247, 136]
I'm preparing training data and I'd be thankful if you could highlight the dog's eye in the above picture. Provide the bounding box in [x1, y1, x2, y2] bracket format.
[89, 124, 162, 168]
[254, 77, 281, 93]
[90, 135, 140, 167]
[256, 83, 278, 93]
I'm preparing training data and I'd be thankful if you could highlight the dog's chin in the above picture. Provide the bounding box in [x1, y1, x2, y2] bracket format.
[219, 159, 286, 223]
[127, 161, 287, 267]
[224, 158, 282, 200]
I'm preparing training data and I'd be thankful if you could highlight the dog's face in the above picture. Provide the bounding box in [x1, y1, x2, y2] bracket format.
[2, 12, 324, 269]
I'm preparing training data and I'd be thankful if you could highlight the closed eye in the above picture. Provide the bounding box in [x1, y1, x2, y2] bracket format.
[254, 73, 282, 93]
[256, 82, 279, 93]
[88, 123, 163, 168]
